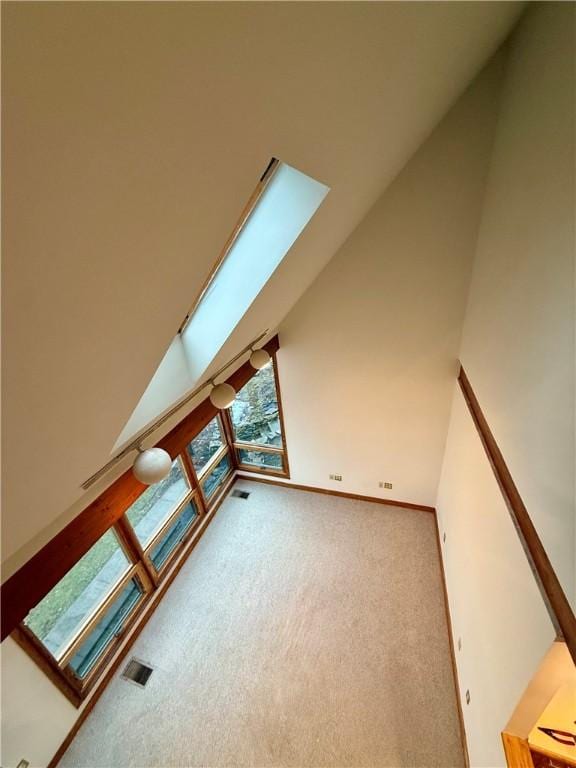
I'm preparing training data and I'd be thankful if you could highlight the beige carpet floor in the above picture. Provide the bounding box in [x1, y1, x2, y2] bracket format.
[60, 481, 464, 768]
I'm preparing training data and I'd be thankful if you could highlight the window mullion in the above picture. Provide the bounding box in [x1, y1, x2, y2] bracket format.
[220, 409, 239, 469]
[272, 354, 290, 477]
[234, 441, 284, 454]
[196, 443, 229, 482]
[143, 489, 197, 555]
[57, 565, 140, 668]
[115, 517, 158, 588]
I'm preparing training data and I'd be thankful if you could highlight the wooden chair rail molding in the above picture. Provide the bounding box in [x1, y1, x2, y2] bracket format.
[458, 366, 576, 665]
[0, 335, 280, 641]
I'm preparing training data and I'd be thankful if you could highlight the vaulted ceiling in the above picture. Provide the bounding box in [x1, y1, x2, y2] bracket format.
[2, 1, 524, 574]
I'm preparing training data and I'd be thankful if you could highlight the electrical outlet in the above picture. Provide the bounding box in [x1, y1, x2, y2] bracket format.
[378, 481, 393, 489]
[465, 689, 470, 705]
[17, 760, 30, 768]
[329, 474, 335, 480]
[333, 474, 342, 481]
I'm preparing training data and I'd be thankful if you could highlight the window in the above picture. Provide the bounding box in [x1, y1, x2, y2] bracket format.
[22, 527, 150, 698]
[125, 457, 199, 576]
[181, 161, 329, 381]
[187, 415, 233, 503]
[68, 578, 143, 679]
[228, 357, 288, 475]
[237, 448, 283, 470]
[14, 340, 287, 705]
[186, 418, 225, 474]
[148, 501, 199, 571]
[202, 454, 232, 499]
[113, 156, 326, 453]
[126, 458, 191, 548]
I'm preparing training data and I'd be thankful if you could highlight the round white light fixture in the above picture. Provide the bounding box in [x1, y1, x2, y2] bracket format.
[133, 447, 172, 485]
[249, 348, 271, 370]
[209, 381, 236, 409]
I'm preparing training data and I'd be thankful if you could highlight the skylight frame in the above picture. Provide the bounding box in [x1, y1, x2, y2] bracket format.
[178, 158, 280, 335]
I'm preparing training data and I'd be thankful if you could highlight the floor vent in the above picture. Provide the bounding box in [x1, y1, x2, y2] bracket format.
[232, 489, 250, 499]
[121, 658, 154, 688]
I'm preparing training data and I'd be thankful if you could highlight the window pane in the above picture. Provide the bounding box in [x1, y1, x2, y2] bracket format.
[230, 364, 282, 447]
[149, 500, 199, 572]
[24, 530, 130, 658]
[180, 162, 329, 381]
[126, 458, 190, 548]
[187, 417, 224, 474]
[202, 453, 232, 499]
[238, 448, 283, 471]
[69, 578, 143, 679]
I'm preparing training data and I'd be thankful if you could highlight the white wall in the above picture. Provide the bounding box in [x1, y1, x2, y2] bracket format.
[1, 2, 522, 573]
[113, 335, 193, 452]
[457, 1, 575, 604]
[277, 56, 503, 507]
[436, 4, 575, 766]
[1, 638, 79, 768]
[437, 393, 554, 768]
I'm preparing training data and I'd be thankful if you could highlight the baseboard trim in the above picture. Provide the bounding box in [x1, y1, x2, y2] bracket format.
[47, 472, 235, 768]
[47, 472, 452, 767]
[235, 473, 435, 513]
[432, 511, 470, 768]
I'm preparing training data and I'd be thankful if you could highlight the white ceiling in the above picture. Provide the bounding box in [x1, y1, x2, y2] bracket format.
[2, 1, 524, 572]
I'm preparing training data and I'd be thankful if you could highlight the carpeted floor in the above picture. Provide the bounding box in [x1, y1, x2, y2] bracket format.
[60, 481, 464, 768]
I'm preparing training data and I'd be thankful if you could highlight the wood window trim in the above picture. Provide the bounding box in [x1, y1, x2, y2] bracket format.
[235, 455, 287, 477]
[14, 478, 202, 705]
[272, 351, 291, 476]
[4, 336, 290, 707]
[226, 353, 290, 480]
[199, 449, 234, 504]
[143, 489, 199, 555]
[196, 443, 230, 483]
[0, 335, 280, 641]
[178, 158, 279, 335]
[45, 473, 236, 768]
[234, 442, 284, 454]
[57, 564, 146, 668]
[131, 489, 204, 580]
[13, 561, 153, 707]
[126, 485, 196, 558]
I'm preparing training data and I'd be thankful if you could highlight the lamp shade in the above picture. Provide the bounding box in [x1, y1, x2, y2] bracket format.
[133, 447, 172, 485]
[209, 382, 236, 409]
[249, 348, 271, 370]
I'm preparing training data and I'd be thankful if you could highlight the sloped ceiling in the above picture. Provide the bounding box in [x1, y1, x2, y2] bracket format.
[2, 1, 524, 571]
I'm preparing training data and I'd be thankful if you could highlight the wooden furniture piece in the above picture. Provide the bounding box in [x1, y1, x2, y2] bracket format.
[502, 642, 576, 768]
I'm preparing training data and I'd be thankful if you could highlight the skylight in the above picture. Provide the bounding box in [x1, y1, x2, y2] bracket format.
[113, 159, 328, 451]
[180, 161, 329, 379]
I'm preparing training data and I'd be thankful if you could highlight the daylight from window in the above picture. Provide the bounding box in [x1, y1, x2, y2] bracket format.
[231, 364, 282, 447]
[181, 162, 329, 380]
[230, 362, 286, 473]
[126, 459, 191, 548]
[187, 418, 225, 475]
[24, 530, 131, 659]
[113, 161, 328, 452]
